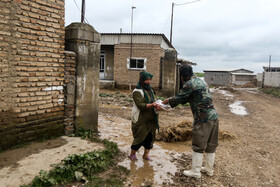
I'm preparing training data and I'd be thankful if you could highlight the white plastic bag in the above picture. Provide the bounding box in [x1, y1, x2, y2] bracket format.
[155, 100, 172, 111]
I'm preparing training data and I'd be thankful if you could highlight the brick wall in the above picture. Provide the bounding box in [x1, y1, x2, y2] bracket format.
[114, 43, 165, 89]
[64, 51, 76, 135]
[0, 0, 66, 150]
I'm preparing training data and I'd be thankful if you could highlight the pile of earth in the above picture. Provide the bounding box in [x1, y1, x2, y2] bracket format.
[241, 81, 257, 88]
[156, 120, 235, 142]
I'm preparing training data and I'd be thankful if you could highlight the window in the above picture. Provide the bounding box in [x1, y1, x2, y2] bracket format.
[127, 58, 147, 70]
[100, 52, 105, 72]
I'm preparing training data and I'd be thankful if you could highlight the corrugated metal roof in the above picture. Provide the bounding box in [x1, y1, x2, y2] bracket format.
[100, 33, 174, 49]
[231, 73, 256, 75]
[203, 68, 253, 73]
[203, 68, 241, 72]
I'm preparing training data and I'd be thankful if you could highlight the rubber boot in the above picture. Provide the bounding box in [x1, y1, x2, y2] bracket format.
[201, 152, 215, 176]
[183, 151, 203, 179]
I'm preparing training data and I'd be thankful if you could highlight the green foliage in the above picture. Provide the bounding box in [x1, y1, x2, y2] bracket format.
[22, 129, 120, 187]
[157, 96, 166, 101]
[84, 166, 129, 187]
[74, 128, 99, 142]
[178, 102, 190, 107]
[259, 88, 280, 98]
[117, 94, 126, 98]
[99, 93, 112, 97]
[124, 98, 133, 103]
[85, 175, 124, 187]
[195, 72, 205, 77]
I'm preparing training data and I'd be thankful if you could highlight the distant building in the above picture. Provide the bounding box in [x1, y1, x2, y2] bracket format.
[203, 68, 256, 86]
[261, 67, 280, 87]
[263, 66, 280, 72]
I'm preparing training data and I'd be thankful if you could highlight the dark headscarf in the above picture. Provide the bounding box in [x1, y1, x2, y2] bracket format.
[136, 71, 155, 103]
[135, 71, 159, 132]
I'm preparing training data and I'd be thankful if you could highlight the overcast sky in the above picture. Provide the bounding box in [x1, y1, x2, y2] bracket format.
[65, 0, 280, 73]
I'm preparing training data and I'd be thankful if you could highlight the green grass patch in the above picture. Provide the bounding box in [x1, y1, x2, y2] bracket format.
[117, 94, 126, 98]
[195, 72, 204, 77]
[157, 96, 167, 101]
[22, 129, 124, 187]
[259, 87, 280, 98]
[124, 98, 133, 103]
[84, 166, 129, 187]
[178, 103, 190, 107]
[99, 93, 112, 97]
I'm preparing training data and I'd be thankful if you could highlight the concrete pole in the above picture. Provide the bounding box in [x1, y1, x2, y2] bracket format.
[162, 49, 177, 97]
[65, 23, 101, 133]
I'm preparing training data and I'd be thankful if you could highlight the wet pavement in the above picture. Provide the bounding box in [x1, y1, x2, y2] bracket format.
[98, 113, 192, 186]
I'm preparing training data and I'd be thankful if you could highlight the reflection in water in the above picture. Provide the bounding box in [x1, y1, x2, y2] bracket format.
[98, 114, 191, 186]
[129, 160, 154, 186]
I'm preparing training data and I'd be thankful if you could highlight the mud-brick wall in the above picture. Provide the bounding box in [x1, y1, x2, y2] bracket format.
[64, 51, 76, 135]
[114, 43, 164, 89]
[0, 0, 65, 150]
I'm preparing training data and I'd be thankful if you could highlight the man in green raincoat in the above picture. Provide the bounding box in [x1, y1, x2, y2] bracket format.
[163, 65, 219, 179]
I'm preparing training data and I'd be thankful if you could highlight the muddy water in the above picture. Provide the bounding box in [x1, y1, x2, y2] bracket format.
[98, 114, 191, 186]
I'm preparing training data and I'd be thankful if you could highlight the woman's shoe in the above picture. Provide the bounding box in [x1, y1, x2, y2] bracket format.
[128, 155, 138, 161]
[142, 156, 152, 161]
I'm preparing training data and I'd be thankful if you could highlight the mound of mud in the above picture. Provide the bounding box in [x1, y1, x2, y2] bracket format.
[218, 130, 236, 140]
[241, 81, 256, 88]
[157, 120, 192, 142]
[157, 120, 236, 142]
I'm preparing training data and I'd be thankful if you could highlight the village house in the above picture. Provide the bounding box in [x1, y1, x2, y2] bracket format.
[100, 33, 176, 90]
[203, 68, 256, 86]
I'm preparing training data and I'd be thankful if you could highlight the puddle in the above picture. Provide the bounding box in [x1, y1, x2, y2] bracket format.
[0, 137, 104, 187]
[98, 114, 191, 186]
[218, 90, 234, 98]
[229, 100, 248, 116]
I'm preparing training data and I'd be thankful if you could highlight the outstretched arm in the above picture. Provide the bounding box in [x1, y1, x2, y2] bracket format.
[163, 83, 192, 108]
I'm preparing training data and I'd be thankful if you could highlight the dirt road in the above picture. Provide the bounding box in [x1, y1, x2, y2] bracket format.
[0, 87, 279, 186]
[99, 87, 280, 186]
[205, 88, 280, 187]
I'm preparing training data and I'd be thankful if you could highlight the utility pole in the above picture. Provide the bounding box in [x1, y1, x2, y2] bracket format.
[81, 0, 85, 23]
[129, 6, 136, 90]
[169, 0, 201, 44]
[268, 55, 271, 72]
[170, 2, 175, 44]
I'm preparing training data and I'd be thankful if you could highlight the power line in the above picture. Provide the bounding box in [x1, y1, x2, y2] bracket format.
[73, 0, 90, 24]
[170, 0, 202, 44]
[175, 0, 202, 6]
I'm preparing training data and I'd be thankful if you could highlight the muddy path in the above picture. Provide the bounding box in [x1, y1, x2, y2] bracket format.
[0, 87, 279, 187]
[99, 88, 280, 186]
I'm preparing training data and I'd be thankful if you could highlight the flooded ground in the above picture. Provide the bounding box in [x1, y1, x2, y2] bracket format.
[99, 87, 280, 186]
[98, 114, 192, 186]
[1, 87, 280, 186]
[0, 137, 104, 187]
